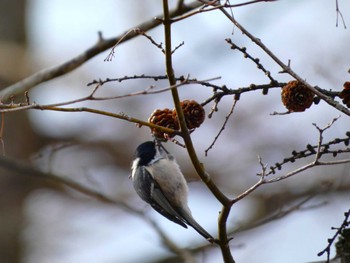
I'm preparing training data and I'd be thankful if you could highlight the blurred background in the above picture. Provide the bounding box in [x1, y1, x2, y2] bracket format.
[0, 0, 350, 262]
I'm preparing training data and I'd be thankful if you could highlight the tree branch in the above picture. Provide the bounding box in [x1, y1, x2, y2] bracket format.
[0, 1, 204, 101]
[162, 1, 234, 261]
[0, 155, 198, 262]
[220, 8, 350, 116]
[232, 117, 350, 203]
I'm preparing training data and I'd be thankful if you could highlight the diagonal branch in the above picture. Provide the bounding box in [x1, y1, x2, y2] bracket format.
[220, 8, 350, 116]
[0, 155, 197, 262]
[318, 209, 350, 262]
[232, 117, 350, 203]
[0, 75, 220, 113]
[205, 98, 238, 156]
[0, 1, 204, 102]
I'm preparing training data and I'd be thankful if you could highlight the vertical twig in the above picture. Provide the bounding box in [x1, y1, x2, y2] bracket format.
[162, 1, 234, 262]
[162, 0, 229, 207]
[335, 0, 347, 28]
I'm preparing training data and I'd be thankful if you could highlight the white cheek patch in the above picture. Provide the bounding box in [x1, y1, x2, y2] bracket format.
[131, 158, 140, 179]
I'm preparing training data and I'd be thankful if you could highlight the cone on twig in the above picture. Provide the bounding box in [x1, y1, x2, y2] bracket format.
[148, 108, 179, 139]
[175, 100, 205, 130]
[281, 80, 314, 112]
[148, 100, 205, 140]
[339, 81, 350, 108]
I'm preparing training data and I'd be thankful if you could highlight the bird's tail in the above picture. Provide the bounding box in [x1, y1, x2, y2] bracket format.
[178, 207, 214, 242]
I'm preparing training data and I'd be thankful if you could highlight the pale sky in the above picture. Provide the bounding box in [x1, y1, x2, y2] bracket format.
[23, 1, 350, 262]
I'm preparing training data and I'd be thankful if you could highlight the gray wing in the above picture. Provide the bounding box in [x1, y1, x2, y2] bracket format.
[132, 166, 188, 228]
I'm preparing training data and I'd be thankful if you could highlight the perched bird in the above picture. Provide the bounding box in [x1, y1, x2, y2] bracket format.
[131, 141, 213, 241]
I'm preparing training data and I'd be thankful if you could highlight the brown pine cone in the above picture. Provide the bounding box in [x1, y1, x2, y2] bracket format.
[175, 100, 205, 129]
[339, 81, 350, 108]
[281, 81, 314, 112]
[148, 108, 179, 139]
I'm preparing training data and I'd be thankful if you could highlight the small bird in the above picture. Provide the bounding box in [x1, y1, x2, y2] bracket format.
[131, 141, 213, 241]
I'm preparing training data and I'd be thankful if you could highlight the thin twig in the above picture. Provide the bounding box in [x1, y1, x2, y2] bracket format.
[41, 106, 182, 135]
[264, 142, 350, 177]
[87, 74, 171, 86]
[232, 117, 350, 203]
[87, 74, 221, 87]
[225, 38, 277, 85]
[0, 76, 221, 113]
[0, 1, 204, 101]
[231, 157, 267, 206]
[172, 41, 185, 54]
[104, 29, 136, 61]
[135, 29, 165, 54]
[172, 0, 277, 23]
[335, 0, 347, 29]
[89, 76, 220, 101]
[265, 117, 349, 183]
[205, 99, 238, 156]
[207, 94, 220, 118]
[220, 8, 350, 116]
[201, 82, 286, 107]
[313, 116, 341, 163]
[318, 209, 350, 262]
[0, 105, 181, 137]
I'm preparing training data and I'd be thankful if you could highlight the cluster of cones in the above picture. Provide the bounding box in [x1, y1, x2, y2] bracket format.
[148, 100, 205, 139]
[145, 82, 350, 139]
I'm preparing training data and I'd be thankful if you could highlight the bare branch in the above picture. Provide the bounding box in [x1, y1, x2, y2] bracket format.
[335, 0, 347, 28]
[231, 177, 265, 205]
[162, 0, 230, 206]
[313, 116, 341, 163]
[0, 155, 198, 262]
[232, 117, 350, 205]
[173, 0, 278, 23]
[225, 38, 277, 85]
[220, 9, 350, 116]
[318, 209, 350, 262]
[0, 155, 130, 208]
[201, 82, 286, 107]
[172, 41, 185, 54]
[135, 29, 165, 54]
[0, 76, 221, 113]
[266, 117, 350, 183]
[205, 98, 238, 156]
[104, 29, 138, 61]
[0, 1, 204, 101]
[0, 104, 182, 137]
[162, 0, 234, 261]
